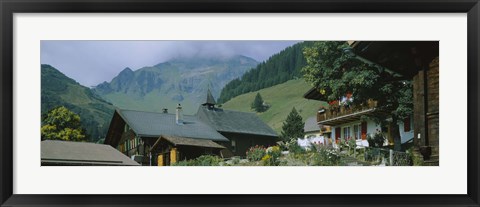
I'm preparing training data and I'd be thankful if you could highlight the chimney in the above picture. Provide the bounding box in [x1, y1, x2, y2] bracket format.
[176, 104, 184, 125]
[162, 108, 168, 113]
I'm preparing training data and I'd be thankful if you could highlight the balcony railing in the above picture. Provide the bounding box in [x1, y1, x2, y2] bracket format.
[317, 100, 378, 125]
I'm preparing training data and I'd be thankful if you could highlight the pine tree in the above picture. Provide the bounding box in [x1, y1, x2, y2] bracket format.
[251, 92, 265, 112]
[280, 107, 305, 141]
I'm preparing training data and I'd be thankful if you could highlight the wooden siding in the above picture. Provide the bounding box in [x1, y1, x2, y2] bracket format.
[221, 132, 278, 157]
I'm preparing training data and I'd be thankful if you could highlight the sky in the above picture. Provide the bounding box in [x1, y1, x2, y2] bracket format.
[41, 41, 300, 87]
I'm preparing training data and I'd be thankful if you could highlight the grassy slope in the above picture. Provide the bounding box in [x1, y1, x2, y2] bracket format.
[222, 79, 327, 134]
[42, 64, 115, 141]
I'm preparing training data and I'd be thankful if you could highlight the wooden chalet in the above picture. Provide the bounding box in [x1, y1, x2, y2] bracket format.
[104, 89, 279, 165]
[349, 41, 439, 165]
[104, 104, 229, 166]
[304, 41, 438, 165]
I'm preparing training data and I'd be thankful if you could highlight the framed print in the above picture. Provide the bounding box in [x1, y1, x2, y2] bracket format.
[1, 0, 479, 206]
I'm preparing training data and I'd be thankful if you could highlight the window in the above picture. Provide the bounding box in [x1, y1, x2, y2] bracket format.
[343, 127, 351, 140]
[353, 124, 361, 140]
[231, 140, 236, 152]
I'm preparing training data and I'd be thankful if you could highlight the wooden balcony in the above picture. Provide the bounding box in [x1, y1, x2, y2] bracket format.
[317, 100, 378, 126]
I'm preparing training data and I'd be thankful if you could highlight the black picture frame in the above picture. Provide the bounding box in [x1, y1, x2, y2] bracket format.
[1, 0, 479, 206]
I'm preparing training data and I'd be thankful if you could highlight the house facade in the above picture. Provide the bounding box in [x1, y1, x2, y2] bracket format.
[304, 92, 413, 147]
[348, 41, 439, 165]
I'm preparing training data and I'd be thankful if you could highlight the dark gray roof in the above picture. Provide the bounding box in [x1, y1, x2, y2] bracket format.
[41, 140, 140, 166]
[304, 116, 320, 133]
[154, 135, 226, 149]
[203, 88, 216, 105]
[117, 109, 229, 142]
[196, 107, 278, 137]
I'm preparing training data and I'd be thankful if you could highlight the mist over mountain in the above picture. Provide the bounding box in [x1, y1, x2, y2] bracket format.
[93, 55, 259, 114]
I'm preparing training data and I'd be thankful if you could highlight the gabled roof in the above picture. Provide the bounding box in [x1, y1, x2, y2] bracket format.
[196, 107, 278, 137]
[202, 88, 216, 106]
[304, 116, 320, 133]
[116, 109, 229, 142]
[41, 140, 140, 166]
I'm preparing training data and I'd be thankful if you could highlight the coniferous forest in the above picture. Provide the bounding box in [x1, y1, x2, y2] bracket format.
[217, 41, 313, 103]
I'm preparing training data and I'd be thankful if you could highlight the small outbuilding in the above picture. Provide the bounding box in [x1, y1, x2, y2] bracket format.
[41, 140, 140, 166]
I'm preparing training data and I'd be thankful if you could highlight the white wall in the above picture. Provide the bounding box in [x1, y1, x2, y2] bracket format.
[367, 120, 382, 138]
[304, 131, 321, 139]
[329, 118, 412, 144]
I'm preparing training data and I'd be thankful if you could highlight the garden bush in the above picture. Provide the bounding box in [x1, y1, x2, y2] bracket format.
[367, 131, 386, 147]
[262, 146, 281, 166]
[285, 138, 305, 154]
[246, 145, 266, 161]
[172, 155, 223, 166]
[313, 146, 341, 166]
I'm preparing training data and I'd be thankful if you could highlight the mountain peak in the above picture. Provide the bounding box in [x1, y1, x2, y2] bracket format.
[93, 55, 259, 114]
[121, 67, 133, 72]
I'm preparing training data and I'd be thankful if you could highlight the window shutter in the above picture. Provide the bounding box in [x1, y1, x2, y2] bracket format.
[404, 117, 411, 132]
[335, 127, 341, 143]
[361, 122, 367, 140]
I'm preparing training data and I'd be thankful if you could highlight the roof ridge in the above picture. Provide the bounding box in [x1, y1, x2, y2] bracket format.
[118, 108, 198, 117]
[200, 107, 257, 115]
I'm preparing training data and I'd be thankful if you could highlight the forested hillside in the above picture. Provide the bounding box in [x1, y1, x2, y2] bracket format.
[222, 79, 327, 133]
[217, 41, 313, 103]
[41, 64, 115, 142]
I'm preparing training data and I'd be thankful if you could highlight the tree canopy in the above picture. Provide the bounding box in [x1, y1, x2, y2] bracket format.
[41, 106, 86, 142]
[302, 41, 413, 150]
[280, 107, 305, 141]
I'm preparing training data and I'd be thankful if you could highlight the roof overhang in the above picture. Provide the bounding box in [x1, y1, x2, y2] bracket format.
[303, 87, 327, 101]
[151, 135, 226, 151]
[350, 41, 439, 78]
[41, 159, 139, 166]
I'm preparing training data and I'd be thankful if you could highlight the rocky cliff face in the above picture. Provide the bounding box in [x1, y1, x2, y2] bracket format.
[93, 55, 258, 114]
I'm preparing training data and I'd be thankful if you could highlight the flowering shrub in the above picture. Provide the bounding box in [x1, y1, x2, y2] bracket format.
[246, 145, 266, 161]
[347, 137, 356, 148]
[262, 146, 281, 166]
[338, 139, 348, 151]
[328, 100, 339, 106]
[313, 146, 341, 166]
[285, 138, 305, 154]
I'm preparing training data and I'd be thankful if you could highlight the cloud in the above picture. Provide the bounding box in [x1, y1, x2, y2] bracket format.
[41, 40, 300, 87]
